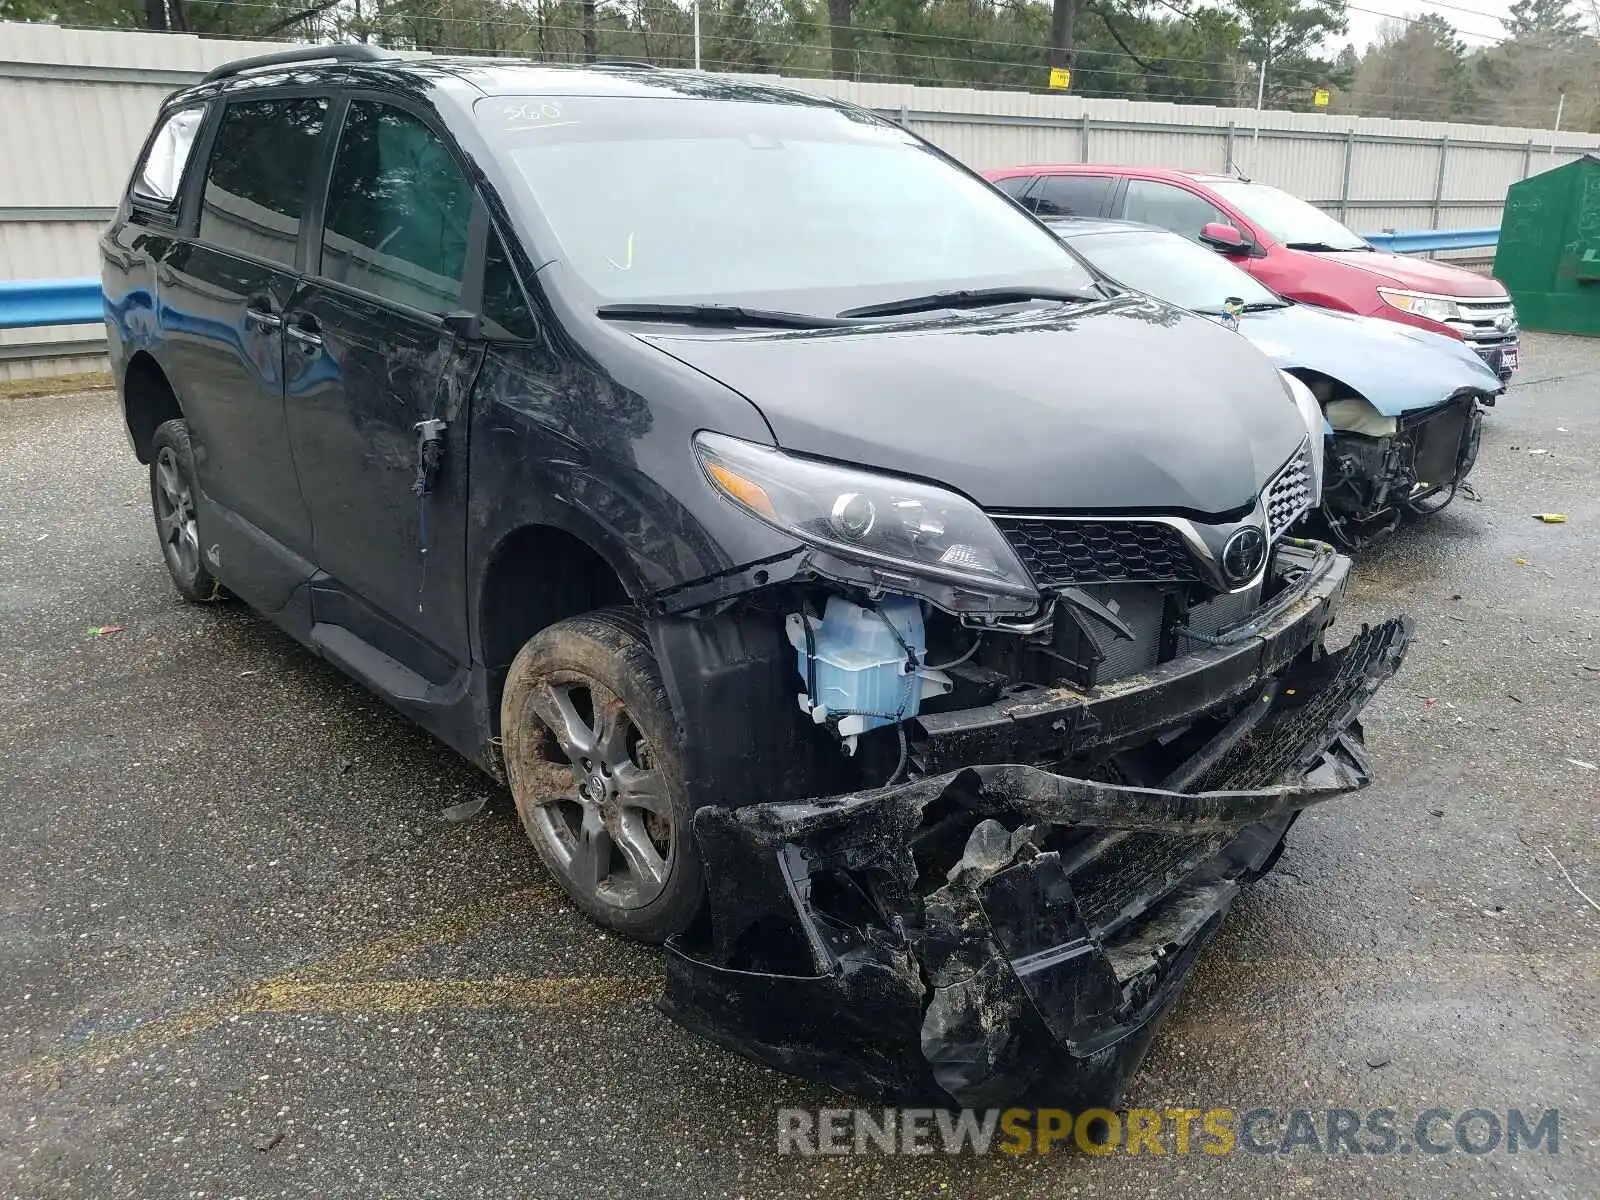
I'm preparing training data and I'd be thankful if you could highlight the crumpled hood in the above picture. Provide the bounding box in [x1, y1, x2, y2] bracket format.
[1227, 304, 1503, 415]
[636, 297, 1307, 515]
[1303, 248, 1509, 297]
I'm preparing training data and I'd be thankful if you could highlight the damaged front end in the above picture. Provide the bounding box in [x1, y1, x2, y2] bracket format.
[652, 482, 1412, 1105]
[1317, 389, 1484, 547]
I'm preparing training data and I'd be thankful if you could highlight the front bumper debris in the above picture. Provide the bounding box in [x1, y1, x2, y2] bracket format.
[662, 614, 1412, 1108]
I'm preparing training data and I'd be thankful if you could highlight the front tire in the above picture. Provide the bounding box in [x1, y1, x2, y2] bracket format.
[500, 608, 703, 942]
[149, 419, 224, 603]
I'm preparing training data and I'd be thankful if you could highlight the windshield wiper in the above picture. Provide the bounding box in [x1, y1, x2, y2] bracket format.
[596, 303, 851, 329]
[1241, 300, 1290, 311]
[1285, 241, 1369, 253]
[837, 285, 1101, 320]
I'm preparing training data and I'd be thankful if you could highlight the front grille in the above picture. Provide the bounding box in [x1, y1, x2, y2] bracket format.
[1262, 440, 1315, 537]
[1449, 298, 1518, 346]
[995, 518, 1201, 588]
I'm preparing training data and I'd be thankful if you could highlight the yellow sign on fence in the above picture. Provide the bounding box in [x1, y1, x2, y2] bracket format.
[1313, 88, 1330, 107]
[1049, 67, 1071, 91]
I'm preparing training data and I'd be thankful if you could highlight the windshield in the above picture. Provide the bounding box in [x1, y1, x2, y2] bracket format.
[478, 94, 1095, 315]
[1207, 180, 1369, 251]
[1065, 228, 1281, 312]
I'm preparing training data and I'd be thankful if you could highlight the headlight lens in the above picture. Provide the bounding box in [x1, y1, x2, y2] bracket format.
[1378, 288, 1460, 324]
[694, 432, 1038, 607]
[1279, 371, 1327, 504]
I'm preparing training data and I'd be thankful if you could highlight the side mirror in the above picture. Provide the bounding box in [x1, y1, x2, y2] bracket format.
[1200, 222, 1252, 255]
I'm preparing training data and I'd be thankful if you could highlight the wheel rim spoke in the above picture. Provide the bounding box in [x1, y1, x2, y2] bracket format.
[593, 697, 631, 763]
[572, 816, 612, 890]
[613, 811, 667, 887]
[612, 762, 670, 817]
[157, 458, 183, 505]
[531, 683, 598, 760]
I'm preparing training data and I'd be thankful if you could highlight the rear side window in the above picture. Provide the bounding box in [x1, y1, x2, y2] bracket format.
[1030, 175, 1113, 218]
[198, 97, 329, 267]
[320, 101, 473, 316]
[1121, 179, 1228, 241]
[134, 107, 204, 204]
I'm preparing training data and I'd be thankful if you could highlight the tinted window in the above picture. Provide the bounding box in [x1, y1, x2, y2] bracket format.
[136, 107, 204, 204]
[1122, 180, 1228, 241]
[483, 231, 537, 339]
[479, 96, 1093, 314]
[992, 175, 1035, 199]
[198, 98, 328, 267]
[321, 101, 472, 316]
[1031, 175, 1112, 217]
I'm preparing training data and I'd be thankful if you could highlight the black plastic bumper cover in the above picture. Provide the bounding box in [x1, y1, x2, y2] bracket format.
[662, 615, 1412, 1109]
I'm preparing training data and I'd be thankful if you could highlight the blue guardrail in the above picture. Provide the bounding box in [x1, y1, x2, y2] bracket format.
[1361, 228, 1499, 254]
[1, 228, 1503, 333]
[0, 277, 103, 330]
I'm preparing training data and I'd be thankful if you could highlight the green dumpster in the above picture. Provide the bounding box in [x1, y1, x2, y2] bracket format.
[1495, 152, 1600, 336]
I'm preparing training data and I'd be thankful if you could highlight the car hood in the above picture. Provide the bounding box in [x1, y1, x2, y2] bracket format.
[634, 296, 1308, 514]
[1300, 248, 1508, 297]
[1227, 304, 1503, 415]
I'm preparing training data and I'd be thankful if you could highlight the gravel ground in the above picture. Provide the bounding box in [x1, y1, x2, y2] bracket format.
[2, 333, 1597, 1199]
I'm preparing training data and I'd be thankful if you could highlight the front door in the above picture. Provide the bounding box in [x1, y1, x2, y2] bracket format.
[157, 94, 330, 606]
[284, 96, 482, 668]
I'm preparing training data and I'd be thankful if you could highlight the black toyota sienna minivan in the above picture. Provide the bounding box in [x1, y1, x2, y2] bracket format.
[105, 47, 1408, 1108]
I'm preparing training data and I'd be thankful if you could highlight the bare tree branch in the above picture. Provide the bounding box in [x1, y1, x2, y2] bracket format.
[1091, 3, 1162, 73]
[259, 0, 342, 36]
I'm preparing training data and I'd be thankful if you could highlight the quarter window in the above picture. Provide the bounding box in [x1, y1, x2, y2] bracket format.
[135, 107, 205, 204]
[320, 101, 473, 316]
[482, 231, 537, 339]
[1121, 180, 1229, 241]
[198, 97, 328, 267]
[991, 175, 1035, 200]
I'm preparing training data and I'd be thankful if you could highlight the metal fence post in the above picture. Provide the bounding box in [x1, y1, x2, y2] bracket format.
[1081, 113, 1092, 163]
[898, 103, 910, 130]
[1225, 121, 1235, 172]
[1340, 129, 1356, 221]
[1424, 134, 1452, 259]
[1523, 138, 1534, 179]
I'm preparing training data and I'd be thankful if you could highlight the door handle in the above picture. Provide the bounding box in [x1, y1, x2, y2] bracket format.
[284, 317, 322, 349]
[244, 304, 281, 331]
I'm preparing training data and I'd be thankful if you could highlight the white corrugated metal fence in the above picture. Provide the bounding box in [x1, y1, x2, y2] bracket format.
[2, 21, 1597, 380]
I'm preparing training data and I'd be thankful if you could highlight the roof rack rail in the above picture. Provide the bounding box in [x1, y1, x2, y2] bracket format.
[202, 44, 398, 84]
[589, 59, 660, 69]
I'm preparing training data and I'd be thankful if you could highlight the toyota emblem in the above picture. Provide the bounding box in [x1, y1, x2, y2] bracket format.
[1222, 526, 1268, 583]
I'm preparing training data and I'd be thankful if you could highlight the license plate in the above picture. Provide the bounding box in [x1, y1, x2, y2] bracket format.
[1501, 346, 1519, 372]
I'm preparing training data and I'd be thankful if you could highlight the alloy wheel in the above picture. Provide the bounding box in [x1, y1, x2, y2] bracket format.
[154, 446, 200, 581]
[523, 673, 675, 910]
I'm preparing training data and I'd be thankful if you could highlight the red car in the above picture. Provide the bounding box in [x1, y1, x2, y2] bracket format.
[983, 164, 1520, 380]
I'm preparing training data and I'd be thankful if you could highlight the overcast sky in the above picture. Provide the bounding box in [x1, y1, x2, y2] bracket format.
[1338, 0, 1516, 50]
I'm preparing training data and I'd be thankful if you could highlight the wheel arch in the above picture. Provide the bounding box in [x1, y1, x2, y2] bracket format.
[122, 350, 183, 463]
[475, 520, 637, 730]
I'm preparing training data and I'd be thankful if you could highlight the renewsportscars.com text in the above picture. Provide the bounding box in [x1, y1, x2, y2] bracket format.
[776, 1106, 1561, 1157]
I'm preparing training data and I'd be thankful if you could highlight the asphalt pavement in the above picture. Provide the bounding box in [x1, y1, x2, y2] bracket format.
[2, 333, 1597, 1199]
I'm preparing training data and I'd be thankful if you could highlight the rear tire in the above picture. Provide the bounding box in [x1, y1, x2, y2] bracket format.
[500, 607, 703, 942]
[149, 419, 225, 603]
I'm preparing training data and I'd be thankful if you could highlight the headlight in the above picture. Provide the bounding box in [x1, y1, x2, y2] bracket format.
[694, 432, 1038, 612]
[1377, 288, 1460, 324]
[1279, 371, 1326, 504]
